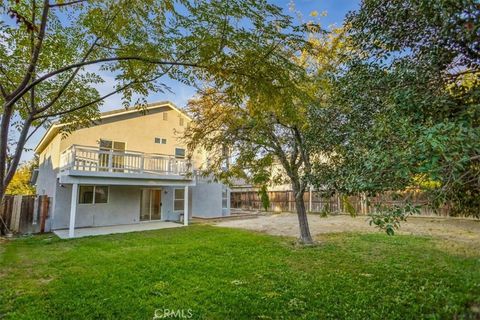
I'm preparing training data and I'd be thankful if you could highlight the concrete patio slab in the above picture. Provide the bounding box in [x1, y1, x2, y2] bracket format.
[54, 221, 183, 239]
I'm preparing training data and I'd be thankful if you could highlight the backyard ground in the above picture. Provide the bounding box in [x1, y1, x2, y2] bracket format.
[1, 224, 479, 319]
[216, 213, 480, 251]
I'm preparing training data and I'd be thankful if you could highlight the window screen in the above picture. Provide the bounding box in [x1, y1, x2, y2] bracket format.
[79, 186, 109, 204]
[222, 188, 228, 209]
[79, 186, 94, 204]
[94, 186, 109, 203]
[155, 137, 167, 144]
[175, 148, 185, 159]
[174, 188, 185, 211]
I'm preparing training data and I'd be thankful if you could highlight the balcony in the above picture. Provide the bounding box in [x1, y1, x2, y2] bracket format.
[59, 145, 193, 179]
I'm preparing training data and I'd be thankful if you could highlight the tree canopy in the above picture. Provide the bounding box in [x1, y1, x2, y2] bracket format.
[309, 0, 479, 216]
[0, 0, 306, 201]
[5, 159, 36, 195]
[183, 23, 345, 243]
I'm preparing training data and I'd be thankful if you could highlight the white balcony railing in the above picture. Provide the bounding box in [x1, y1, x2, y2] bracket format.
[60, 145, 192, 176]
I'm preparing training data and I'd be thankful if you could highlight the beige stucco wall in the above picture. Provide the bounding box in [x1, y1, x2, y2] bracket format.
[38, 105, 206, 170]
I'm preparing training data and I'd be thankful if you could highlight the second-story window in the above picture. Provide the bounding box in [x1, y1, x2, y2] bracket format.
[154, 137, 167, 144]
[99, 139, 125, 172]
[175, 148, 185, 159]
[163, 112, 168, 120]
[179, 117, 184, 126]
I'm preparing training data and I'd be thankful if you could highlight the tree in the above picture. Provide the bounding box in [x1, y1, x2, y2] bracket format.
[182, 24, 344, 244]
[309, 0, 480, 216]
[184, 87, 317, 243]
[5, 159, 37, 195]
[0, 0, 305, 203]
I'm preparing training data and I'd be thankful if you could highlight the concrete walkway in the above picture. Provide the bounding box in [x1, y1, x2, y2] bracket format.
[54, 221, 183, 239]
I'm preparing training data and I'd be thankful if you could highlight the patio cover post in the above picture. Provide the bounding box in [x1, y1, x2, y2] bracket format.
[184, 185, 189, 226]
[69, 183, 78, 238]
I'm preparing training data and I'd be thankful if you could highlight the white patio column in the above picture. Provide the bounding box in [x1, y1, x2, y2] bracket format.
[69, 183, 78, 238]
[184, 185, 189, 226]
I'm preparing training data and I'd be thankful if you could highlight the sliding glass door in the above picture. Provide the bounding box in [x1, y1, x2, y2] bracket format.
[140, 189, 162, 221]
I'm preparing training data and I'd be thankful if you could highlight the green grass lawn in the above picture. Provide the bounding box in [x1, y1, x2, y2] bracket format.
[1, 225, 479, 319]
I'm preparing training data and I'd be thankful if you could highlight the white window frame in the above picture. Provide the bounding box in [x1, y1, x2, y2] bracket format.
[173, 188, 185, 212]
[99, 139, 127, 151]
[222, 187, 228, 209]
[155, 137, 167, 144]
[175, 147, 186, 159]
[78, 185, 109, 205]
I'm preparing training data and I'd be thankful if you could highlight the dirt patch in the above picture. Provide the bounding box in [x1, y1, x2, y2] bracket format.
[215, 213, 480, 247]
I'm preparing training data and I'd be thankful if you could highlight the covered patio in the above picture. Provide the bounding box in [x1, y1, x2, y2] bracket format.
[54, 221, 183, 239]
[57, 163, 194, 238]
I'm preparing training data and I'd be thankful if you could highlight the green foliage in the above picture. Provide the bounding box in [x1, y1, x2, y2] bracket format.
[1, 227, 479, 319]
[319, 199, 330, 217]
[181, 14, 333, 243]
[258, 185, 270, 211]
[309, 0, 480, 216]
[0, 0, 308, 199]
[341, 195, 357, 217]
[5, 160, 36, 195]
[369, 202, 421, 236]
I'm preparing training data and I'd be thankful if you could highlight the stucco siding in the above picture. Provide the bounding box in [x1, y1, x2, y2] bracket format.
[51, 182, 230, 230]
[58, 107, 206, 168]
[191, 180, 230, 218]
[52, 185, 172, 229]
[36, 104, 207, 172]
[36, 134, 61, 196]
[34, 102, 230, 231]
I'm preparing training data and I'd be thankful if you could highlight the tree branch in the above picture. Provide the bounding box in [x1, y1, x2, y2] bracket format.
[37, 3, 123, 115]
[7, 0, 49, 101]
[4, 117, 33, 189]
[6, 57, 201, 110]
[33, 70, 170, 120]
[26, 118, 47, 143]
[49, 0, 87, 8]
[0, 83, 7, 98]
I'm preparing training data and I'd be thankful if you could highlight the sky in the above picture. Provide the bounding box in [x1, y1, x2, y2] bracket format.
[21, 0, 360, 162]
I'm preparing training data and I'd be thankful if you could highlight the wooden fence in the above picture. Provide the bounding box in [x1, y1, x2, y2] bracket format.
[0, 195, 49, 235]
[231, 190, 450, 216]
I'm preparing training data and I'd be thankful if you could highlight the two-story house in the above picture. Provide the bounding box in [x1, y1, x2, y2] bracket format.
[34, 101, 230, 238]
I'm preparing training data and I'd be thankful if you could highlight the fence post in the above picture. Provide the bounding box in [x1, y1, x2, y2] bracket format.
[309, 187, 313, 212]
[287, 191, 291, 212]
[39, 196, 49, 233]
[32, 196, 39, 225]
[10, 195, 22, 233]
[337, 194, 342, 214]
[362, 193, 368, 215]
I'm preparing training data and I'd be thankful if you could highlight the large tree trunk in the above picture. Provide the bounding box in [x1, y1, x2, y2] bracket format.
[292, 183, 313, 244]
